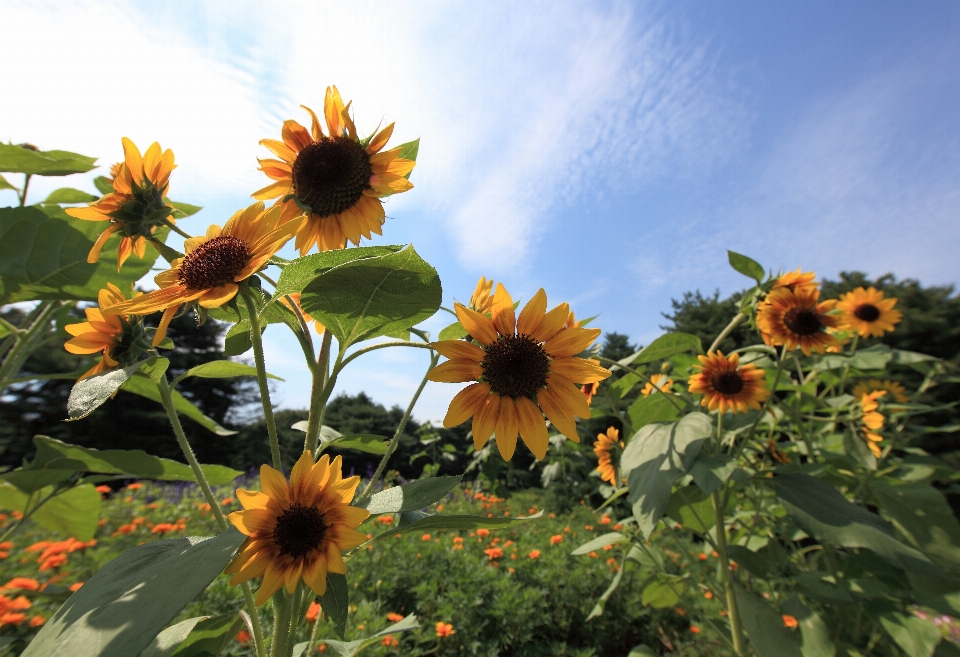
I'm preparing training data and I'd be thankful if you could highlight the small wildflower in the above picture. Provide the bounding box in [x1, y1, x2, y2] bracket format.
[529, 550, 541, 559]
[306, 601, 321, 623]
[387, 612, 404, 622]
[550, 535, 563, 545]
[436, 621, 455, 637]
[782, 614, 798, 628]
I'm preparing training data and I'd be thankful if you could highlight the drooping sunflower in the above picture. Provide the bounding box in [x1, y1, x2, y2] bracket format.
[772, 268, 818, 293]
[66, 138, 176, 270]
[756, 287, 840, 355]
[593, 427, 624, 486]
[837, 287, 902, 338]
[64, 284, 149, 380]
[852, 379, 909, 403]
[641, 373, 674, 397]
[688, 351, 769, 414]
[253, 86, 415, 255]
[428, 284, 611, 460]
[104, 202, 304, 345]
[280, 293, 326, 335]
[857, 390, 887, 458]
[225, 451, 370, 604]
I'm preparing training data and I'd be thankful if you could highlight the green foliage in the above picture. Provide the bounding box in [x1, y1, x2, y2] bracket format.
[0, 144, 97, 177]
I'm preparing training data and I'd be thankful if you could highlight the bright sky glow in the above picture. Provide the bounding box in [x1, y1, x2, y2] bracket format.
[2, 0, 958, 422]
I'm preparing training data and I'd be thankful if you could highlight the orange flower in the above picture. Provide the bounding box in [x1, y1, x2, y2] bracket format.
[756, 287, 840, 355]
[2, 578, 39, 592]
[599, 515, 611, 525]
[476, 528, 490, 537]
[95, 485, 112, 495]
[549, 535, 563, 545]
[69, 582, 84, 592]
[435, 621, 455, 638]
[382, 635, 400, 647]
[387, 612, 404, 622]
[306, 601, 322, 623]
[484, 547, 504, 560]
[593, 427, 624, 486]
[688, 351, 770, 414]
[236, 630, 251, 643]
[29, 614, 45, 627]
[782, 614, 799, 628]
[127, 482, 143, 490]
[254, 86, 415, 255]
[837, 287, 902, 338]
[641, 373, 674, 396]
[689, 625, 701, 634]
[39, 554, 67, 571]
[64, 283, 148, 381]
[0, 613, 27, 626]
[421, 534, 432, 542]
[529, 550, 541, 559]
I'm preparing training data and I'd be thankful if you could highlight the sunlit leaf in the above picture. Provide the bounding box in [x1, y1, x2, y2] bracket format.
[360, 476, 462, 514]
[0, 143, 97, 176]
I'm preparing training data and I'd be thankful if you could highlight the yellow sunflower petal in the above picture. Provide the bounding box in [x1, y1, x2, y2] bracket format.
[228, 509, 277, 536]
[153, 306, 179, 346]
[256, 562, 287, 605]
[252, 179, 292, 201]
[517, 289, 547, 336]
[529, 303, 570, 342]
[549, 357, 611, 384]
[546, 374, 591, 418]
[198, 284, 239, 309]
[260, 465, 290, 507]
[260, 138, 297, 163]
[427, 360, 484, 383]
[430, 340, 485, 362]
[472, 393, 501, 450]
[494, 396, 519, 461]
[537, 387, 580, 442]
[491, 283, 516, 336]
[366, 122, 395, 154]
[544, 327, 601, 358]
[515, 396, 548, 460]
[454, 304, 498, 346]
[325, 542, 347, 574]
[121, 137, 144, 187]
[87, 225, 119, 264]
[442, 382, 490, 427]
[237, 489, 271, 510]
[304, 557, 328, 596]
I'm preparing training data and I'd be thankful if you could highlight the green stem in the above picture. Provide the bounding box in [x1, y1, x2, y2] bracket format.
[305, 331, 334, 455]
[160, 217, 193, 239]
[595, 356, 685, 414]
[306, 614, 321, 654]
[712, 489, 745, 656]
[242, 289, 282, 471]
[241, 584, 268, 657]
[338, 340, 435, 371]
[358, 351, 439, 502]
[0, 300, 61, 391]
[708, 312, 746, 354]
[270, 590, 294, 657]
[19, 174, 31, 207]
[838, 334, 860, 393]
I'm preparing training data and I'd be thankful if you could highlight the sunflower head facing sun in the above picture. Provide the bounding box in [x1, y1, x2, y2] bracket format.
[756, 287, 840, 356]
[688, 351, 769, 414]
[837, 287, 902, 338]
[428, 284, 611, 461]
[64, 284, 150, 380]
[65, 138, 177, 270]
[254, 86, 416, 255]
[103, 202, 304, 345]
[225, 451, 370, 605]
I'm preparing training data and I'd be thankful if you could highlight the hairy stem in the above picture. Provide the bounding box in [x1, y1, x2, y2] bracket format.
[305, 331, 334, 454]
[270, 590, 294, 657]
[0, 300, 62, 391]
[712, 489, 746, 656]
[242, 289, 282, 470]
[708, 312, 746, 354]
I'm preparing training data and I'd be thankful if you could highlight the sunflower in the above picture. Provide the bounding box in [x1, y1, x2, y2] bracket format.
[688, 351, 769, 414]
[641, 373, 674, 397]
[469, 277, 496, 314]
[66, 138, 176, 270]
[772, 268, 818, 293]
[428, 284, 611, 460]
[104, 202, 304, 345]
[253, 86, 415, 255]
[837, 287, 902, 338]
[593, 427, 624, 485]
[853, 379, 908, 403]
[756, 287, 840, 355]
[225, 451, 369, 604]
[64, 284, 149, 380]
[857, 390, 886, 457]
[280, 293, 326, 335]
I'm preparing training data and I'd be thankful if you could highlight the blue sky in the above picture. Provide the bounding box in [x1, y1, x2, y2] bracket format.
[2, 1, 958, 422]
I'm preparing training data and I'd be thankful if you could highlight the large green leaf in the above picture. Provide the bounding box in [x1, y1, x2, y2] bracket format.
[880, 612, 941, 657]
[312, 614, 419, 657]
[299, 245, 441, 346]
[22, 529, 245, 657]
[25, 435, 240, 486]
[689, 454, 741, 495]
[735, 583, 803, 657]
[120, 372, 236, 436]
[814, 344, 894, 372]
[0, 173, 17, 191]
[183, 360, 281, 381]
[770, 474, 942, 576]
[139, 612, 243, 657]
[273, 245, 402, 299]
[67, 362, 145, 421]
[0, 482, 100, 540]
[665, 485, 715, 533]
[359, 476, 461, 514]
[780, 596, 835, 657]
[641, 577, 679, 608]
[621, 333, 702, 368]
[373, 511, 542, 541]
[319, 573, 349, 640]
[0, 144, 97, 176]
[873, 482, 960, 577]
[620, 413, 711, 537]
[322, 434, 390, 455]
[626, 393, 681, 432]
[571, 532, 626, 556]
[0, 205, 160, 303]
[728, 251, 765, 283]
[43, 188, 98, 204]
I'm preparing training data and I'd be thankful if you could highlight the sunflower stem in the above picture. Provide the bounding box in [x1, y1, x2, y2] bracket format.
[242, 289, 282, 471]
[269, 590, 295, 657]
[838, 334, 860, 393]
[305, 330, 334, 455]
[160, 217, 194, 239]
[708, 312, 746, 354]
[19, 174, 31, 207]
[712, 488, 746, 656]
[358, 350, 439, 502]
[0, 300, 62, 392]
[338, 340, 435, 371]
[595, 356, 685, 414]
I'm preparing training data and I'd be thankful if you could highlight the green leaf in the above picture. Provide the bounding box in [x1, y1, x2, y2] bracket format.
[880, 612, 941, 657]
[360, 476, 461, 514]
[626, 393, 682, 432]
[322, 434, 390, 455]
[93, 177, 114, 195]
[43, 188, 98, 204]
[0, 173, 17, 192]
[27, 435, 240, 486]
[735, 583, 803, 657]
[166, 201, 202, 218]
[22, 529, 245, 657]
[770, 473, 942, 576]
[571, 532, 625, 556]
[609, 373, 640, 400]
[726, 545, 776, 580]
[120, 372, 237, 436]
[689, 454, 739, 495]
[0, 205, 160, 304]
[138, 357, 170, 383]
[397, 138, 420, 166]
[374, 511, 542, 540]
[183, 360, 281, 381]
[314, 614, 419, 657]
[779, 597, 835, 657]
[223, 320, 253, 357]
[620, 413, 711, 537]
[0, 482, 100, 540]
[622, 333, 702, 367]
[438, 321, 468, 342]
[273, 245, 402, 299]
[300, 245, 442, 346]
[0, 144, 97, 176]
[728, 251, 765, 283]
[641, 578, 679, 608]
[873, 482, 960, 578]
[320, 573, 349, 640]
[627, 647, 659, 657]
[586, 558, 625, 620]
[814, 344, 894, 372]
[67, 362, 145, 421]
[665, 485, 716, 533]
[139, 612, 243, 657]
[138, 617, 205, 657]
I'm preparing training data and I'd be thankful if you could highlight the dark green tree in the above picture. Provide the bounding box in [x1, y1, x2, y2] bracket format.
[660, 290, 759, 354]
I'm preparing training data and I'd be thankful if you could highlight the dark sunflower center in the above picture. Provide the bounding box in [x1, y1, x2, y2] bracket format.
[783, 307, 823, 336]
[292, 137, 372, 217]
[712, 371, 745, 395]
[177, 236, 250, 290]
[853, 303, 881, 322]
[273, 503, 328, 559]
[481, 335, 550, 400]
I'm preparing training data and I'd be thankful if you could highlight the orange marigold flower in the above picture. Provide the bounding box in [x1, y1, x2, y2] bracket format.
[377, 515, 394, 525]
[689, 625, 701, 634]
[837, 287, 902, 338]
[29, 614, 45, 627]
[756, 287, 840, 355]
[783, 614, 799, 628]
[435, 621, 455, 638]
[387, 612, 405, 622]
[236, 630, 251, 643]
[689, 351, 770, 414]
[421, 534, 432, 542]
[550, 535, 563, 545]
[452, 537, 464, 544]
[127, 482, 143, 490]
[2, 578, 39, 592]
[476, 528, 490, 537]
[96, 485, 112, 495]
[529, 550, 541, 559]
[0, 612, 27, 626]
[484, 548, 504, 560]
[306, 601, 322, 623]
[382, 635, 399, 647]
[600, 515, 612, 525]
[39, 554, 67, 571]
